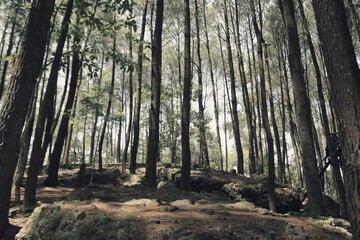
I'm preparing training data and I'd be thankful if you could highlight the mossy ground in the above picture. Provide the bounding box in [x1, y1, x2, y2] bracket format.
[7, 165, 353, 240]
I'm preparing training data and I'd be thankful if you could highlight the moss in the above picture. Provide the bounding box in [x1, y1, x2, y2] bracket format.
[54, 231, 74, 240]
[59, 211, 75, 230]
[116, 229, 128, 240]
[147, 234, 156, 240]
[94, 211, 109, 225]
[123, 214, 140, 221]
[91, 229, 107, 240]
[76, 222, 92, 240]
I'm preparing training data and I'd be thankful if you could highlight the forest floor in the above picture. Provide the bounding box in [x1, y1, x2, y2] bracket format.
[4, 165, 353, 240]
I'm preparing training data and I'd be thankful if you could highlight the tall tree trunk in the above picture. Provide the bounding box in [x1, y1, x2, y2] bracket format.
[194, 0, 209, 169]
[62, 68, 82, 167]
[43, 14, 82, 187]
[297, 0, 347, 219]
[246, 30, 260, 175]
[89, 53, 104, 166]
[180, 0, 192, 190]
[274, 34, 289, 184]
[130, 0, 148, 174]
[219, 29, 229, 172]
[50, 37, 71, 142]
[250, 0, 276, 212]
[203, 0, 222, 171]
[99, 37, 116, 172]
[279, 0, 325, 215]
[23, 1, 73, 205]
[231, 0, 256, 175]
[222, 0, 243, 174]
[248, 17, 264, 175]
[313, 0, 360, 236]
[0, 0, 55, 235]
[264, 44, 282, 183]
[281, 42, 303, 187]
[122, 33, 134, 174]
[145, 0, 164, 187]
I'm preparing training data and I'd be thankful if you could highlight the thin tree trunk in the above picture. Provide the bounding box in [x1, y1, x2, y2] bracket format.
[250, 0, 276, 212]
[194, 0, 209, 169]
[203, 0, 223, 171]
[248, 17, 264, 175]
[231, 0, 256, 175]
[219, 28, 229, 172]
[145, 0, 164, 187]
[222, 0, 244, 174]
[62, 68, 82, 168]
[130, 0, 148, 174]
[281, 42, 303, 188]
[275, 34, 289, 184]
[122, 34, 134, 174]
[89, 53, 104, 166]
[264, 44, 282, 183]
[99, 34, 117, 172]
[50, 37, 71, 140]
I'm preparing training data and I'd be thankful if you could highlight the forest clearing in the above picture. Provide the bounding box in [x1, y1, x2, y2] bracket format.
[0, 0, 360, 239]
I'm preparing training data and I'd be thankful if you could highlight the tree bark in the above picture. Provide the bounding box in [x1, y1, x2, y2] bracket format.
[222, 0, 244, 174]
[231, 0, 256, 175]
[248, 18, 264, 175]
[13, 85, 38, 204]
[43, 14, 81, 187]
[145, 0, 163, 187]
[203, 0, 222, 171]
[24, 1, 74, 204]
[264, 44, 282, 183]
[313, 0, 360, 236]
[130, 0, 149, 174]
[280, 0, 325, 215]
[194, 0, 210, 169]
[0, 0, 55, 235]
[180, 0, 191, 190]
[122, 33, 134, 174]
[297, 0, 347, 218]
[250, 0, 276, 212]
[89, 53, 104, 166]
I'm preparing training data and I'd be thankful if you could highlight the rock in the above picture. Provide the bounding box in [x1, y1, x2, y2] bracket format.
[157, 181, 176, 190]
[284, 223, 312, 240]
[124, 174, 143, 186]
[15, 206, 141, 240]
[157, 167, 182, 182]
[323, 195, 341, 218]
[67, 187, 94, 201]
[222, 182, 302, 213]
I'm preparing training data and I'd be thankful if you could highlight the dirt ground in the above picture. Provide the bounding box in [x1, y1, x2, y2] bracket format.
[4, 166, 353, 240]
